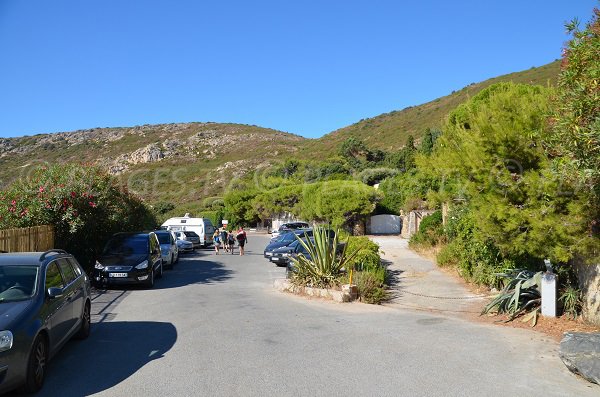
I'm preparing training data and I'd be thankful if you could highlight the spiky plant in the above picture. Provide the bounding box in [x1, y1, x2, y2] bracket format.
[289, 226, 362, 288]
[481, 269, 543, 325]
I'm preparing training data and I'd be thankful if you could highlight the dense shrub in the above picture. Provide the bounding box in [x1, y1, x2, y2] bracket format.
[357, 168, 399, 186]
[0, 164, 157, 273]
[345, 236, 381, 271]
[409, 210, 445, 248]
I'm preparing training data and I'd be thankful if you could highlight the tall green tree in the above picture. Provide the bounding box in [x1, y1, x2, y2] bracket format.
[428, 82, 587, 262]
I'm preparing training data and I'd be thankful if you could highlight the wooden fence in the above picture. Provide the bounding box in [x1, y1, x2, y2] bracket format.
[0, 225, 55, 252]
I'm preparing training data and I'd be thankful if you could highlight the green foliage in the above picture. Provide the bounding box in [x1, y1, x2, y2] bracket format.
[289, 226, 359, 288]
[299, 180, 381, 228]
[551, 9, 600, 201]
[409, 210, 445, 248]
[252, 184, 303, 219]
[482, 269, 543, 324]
[345, 236, 381, 271]
[223, 188, 260, 226]
[357, 167, 399, 186]
[152, 201, 175, 215]
[436, 206, 518, 287]
[558, 285, 582, 319]
[352, 268, 389, 304]
[419, 128, 441, 155]
[376, 170, 438, 214]
[427, 82, 588, 263]
[385, 136, 417, 172]
[0, 163, 156, 272]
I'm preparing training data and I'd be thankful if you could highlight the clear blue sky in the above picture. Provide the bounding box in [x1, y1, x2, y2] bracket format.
[0, 0, 597, 139]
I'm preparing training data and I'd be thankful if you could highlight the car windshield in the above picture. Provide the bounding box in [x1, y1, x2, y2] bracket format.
[184, 231, 198, 237]
[281, 232, 297, 242]
[103, 235, 148, 255]
[0, 265, 38, 302]
[156, 233, 171, 244]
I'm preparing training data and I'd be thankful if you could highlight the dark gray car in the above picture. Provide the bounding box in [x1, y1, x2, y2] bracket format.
[0, 249, 92, 394]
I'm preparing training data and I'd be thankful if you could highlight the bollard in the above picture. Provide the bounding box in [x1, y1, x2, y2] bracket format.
[541, 261, 557, 317]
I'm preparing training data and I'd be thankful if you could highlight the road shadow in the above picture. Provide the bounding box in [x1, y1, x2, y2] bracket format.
[93, 251, 233, 292]
[382, 258, 404, 300]
[35, 321, 177, 397]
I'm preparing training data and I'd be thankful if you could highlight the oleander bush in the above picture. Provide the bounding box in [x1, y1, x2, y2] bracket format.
[0, 163, 156, 273]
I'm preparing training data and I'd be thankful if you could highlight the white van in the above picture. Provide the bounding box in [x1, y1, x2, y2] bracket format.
[161, 214, 215, 247]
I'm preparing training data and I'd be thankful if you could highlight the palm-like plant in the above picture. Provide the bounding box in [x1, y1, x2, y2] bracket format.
[290, 226, 361, 288]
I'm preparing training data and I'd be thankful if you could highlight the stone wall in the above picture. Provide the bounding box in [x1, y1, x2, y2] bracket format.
[574, 258, 600, 326]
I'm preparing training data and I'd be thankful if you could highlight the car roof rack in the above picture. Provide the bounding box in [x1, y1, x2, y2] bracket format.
[39, 249, 68, 262]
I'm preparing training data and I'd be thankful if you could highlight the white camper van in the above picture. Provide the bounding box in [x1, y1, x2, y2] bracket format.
[161, 214, 215, 247]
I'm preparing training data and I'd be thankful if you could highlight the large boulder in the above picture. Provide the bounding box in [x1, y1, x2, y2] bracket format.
[559, 332, 600, 384]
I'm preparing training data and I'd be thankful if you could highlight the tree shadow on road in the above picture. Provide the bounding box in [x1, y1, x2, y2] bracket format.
[40, 321, 178, 397]
[382, 258, 404, 300]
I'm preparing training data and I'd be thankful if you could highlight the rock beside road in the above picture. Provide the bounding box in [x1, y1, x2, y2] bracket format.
[559, 332, 600, 384]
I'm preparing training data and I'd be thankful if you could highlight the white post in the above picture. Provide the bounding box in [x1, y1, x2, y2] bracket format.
[541, 271, 557, 317]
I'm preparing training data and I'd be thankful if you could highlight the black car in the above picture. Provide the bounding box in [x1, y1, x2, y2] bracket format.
[269, 238, 312, 267]
[94, 232, 163, 288]
[264, 229, 313, 259]
[270, 222, 310, 239]
[0, 249, 91, 394]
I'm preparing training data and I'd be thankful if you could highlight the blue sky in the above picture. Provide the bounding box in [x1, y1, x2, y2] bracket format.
[0, 0, 597, 139]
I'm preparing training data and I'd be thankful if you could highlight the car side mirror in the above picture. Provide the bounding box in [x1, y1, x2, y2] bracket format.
[47, 287, 64, 299]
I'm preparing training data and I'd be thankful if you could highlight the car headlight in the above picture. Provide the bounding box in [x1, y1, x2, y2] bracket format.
[0, 331, 13, 352]
[282, 253, 291, 257]
[94, 261, 104, 270]
[135, 260, 149, 270]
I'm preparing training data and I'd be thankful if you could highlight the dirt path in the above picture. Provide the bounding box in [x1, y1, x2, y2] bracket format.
[370, 235, 487, 315]
[371, 235, 599, 340]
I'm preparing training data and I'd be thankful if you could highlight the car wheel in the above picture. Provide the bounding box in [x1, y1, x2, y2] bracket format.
[23, 334, 48, 393]
[146, 269, 154, 289]
[75, 302, 91, 340]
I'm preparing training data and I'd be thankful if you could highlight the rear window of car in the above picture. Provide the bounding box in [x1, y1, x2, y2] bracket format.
[156, 233, 171, 244]
[103, 235, 149, 255]
[184, 231, 198, 237]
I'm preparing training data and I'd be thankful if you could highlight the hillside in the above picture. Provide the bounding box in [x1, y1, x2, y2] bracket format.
[302, 60, 561, 155]
[0, 122, 305, 206]
[0, 60, 563, 209]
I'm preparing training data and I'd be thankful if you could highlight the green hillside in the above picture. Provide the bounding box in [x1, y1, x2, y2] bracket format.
[303, 60, 561, 155]
[0, 60, 563, 209]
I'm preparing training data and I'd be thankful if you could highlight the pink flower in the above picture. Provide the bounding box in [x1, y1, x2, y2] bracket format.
[39, 186, 45, 193]
[70, 191, 76, 198]
[89, 201, 97, 208]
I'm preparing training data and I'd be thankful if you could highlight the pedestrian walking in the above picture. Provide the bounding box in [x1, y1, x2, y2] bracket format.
[213, 229, 220, 254]
[220, 227, 229, 252]
[236, 226, 247, 256]
[227, 232, 236, 254]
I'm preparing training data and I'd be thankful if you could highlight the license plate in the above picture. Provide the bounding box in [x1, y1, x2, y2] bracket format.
[109, 273, 128, 278]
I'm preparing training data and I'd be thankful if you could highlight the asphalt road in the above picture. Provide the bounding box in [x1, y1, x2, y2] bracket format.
[21, 234, 598, 396]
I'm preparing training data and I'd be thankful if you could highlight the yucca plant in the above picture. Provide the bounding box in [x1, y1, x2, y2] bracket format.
[481, 269, 543, 325]
[559, 286, 582, 320]
[289, 226, 362, 288]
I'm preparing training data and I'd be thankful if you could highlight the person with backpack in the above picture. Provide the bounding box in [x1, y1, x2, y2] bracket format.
[220, 227, 229, 252]
[236, 226, 247, 256]
[227, 232, 236, 254]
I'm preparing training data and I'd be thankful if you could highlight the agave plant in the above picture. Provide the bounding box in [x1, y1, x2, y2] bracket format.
[481, 269, 543, 325]
[289, 226, 362, 288]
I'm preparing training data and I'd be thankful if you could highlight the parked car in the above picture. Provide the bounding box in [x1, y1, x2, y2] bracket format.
[0, 249, 91, 394]
[94, 232, 163, 288]
[264, 229, 313, 259]
[155, 230, 178, 268]
[174, 231, 201, 249]
[269, 238, 312, 267]
[270, 222, 310, 240]
[176, 238, 194, 253]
